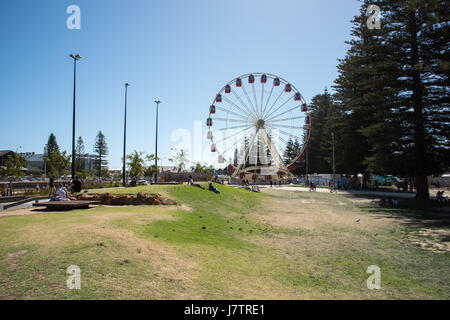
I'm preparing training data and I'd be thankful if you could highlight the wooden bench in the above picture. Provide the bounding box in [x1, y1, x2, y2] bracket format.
[33, 200, 100, 211]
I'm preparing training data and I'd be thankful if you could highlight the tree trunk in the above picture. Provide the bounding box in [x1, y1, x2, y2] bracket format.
[408, 9, 429, 200]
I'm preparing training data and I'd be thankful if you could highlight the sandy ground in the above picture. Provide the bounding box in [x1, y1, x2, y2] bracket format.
[0, 207, 53, 217]
[251, 185, 417, 199]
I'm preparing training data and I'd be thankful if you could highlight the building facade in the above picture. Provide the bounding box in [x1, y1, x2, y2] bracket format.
[0, 150, 15, 168]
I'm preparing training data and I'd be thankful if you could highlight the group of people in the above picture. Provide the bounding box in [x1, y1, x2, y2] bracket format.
[212, 176, 225, 185]
[395, 180, 416, 192]
[376, 198, 399, 207]
[49, 176, 82, 202]
[243, 183, 260, 192]
[241, 180, 260, 192]
[308, 181, 316, 192]
[188, 176, 220, 194]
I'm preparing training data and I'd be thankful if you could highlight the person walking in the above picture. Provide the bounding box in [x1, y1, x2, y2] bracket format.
[72, 176, 82, 193]
[49, 176, 55, 192]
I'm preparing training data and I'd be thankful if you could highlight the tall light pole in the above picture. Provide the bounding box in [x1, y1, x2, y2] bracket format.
[154, 100, 161, 183]
[332, 132, 336, 189]
[69, 54, 82, 180]
[122, 83, 130, 186]
[44, 145, 48, 177]
[306, 146, 309, 185]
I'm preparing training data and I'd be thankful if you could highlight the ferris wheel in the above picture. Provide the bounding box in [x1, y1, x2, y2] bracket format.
[206, 73, 311, 178]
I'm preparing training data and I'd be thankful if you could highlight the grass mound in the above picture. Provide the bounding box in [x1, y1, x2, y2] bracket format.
[0, 184, 448, 299]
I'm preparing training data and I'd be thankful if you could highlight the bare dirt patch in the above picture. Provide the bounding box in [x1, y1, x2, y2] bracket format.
[408, 229, 450, 253]
[0, 208, 49, 218]
[90, 209, 175, 224]
[253, 192, 391, 232]
[178, 204, 193, 212]
[9, 206, 200, 299]
[4, 250, 28, 272]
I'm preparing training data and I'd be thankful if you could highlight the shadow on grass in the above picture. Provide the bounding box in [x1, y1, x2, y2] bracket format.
[344, 193, 450, 229]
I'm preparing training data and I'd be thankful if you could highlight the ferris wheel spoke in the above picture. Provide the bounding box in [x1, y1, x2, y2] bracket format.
[260, 128, 288, 171]
[266, 129, 290, 164]
[266, 115, 305, 124]
[263, 90, 284, 120]
[213, 125, 253, 145]
[241, 85, 259, 118]
[268, 123, 304, 130]
[265, 105, 301, 122]
[264, 94, 296, 120]
[265, 132, 295, 164]
[275, 134, 290, 146]
[220, 128, 254, 157]
[263, 128, 290, 147]
[262, 85, 274, 118]
[216, 124, 251, 131]
[232, 129, 258, 177]
[215, 106, 250, 121]
[220, 139, 241, 157]
[269, 126, 303, 140]
[212, 117, 251, 124]
[223, 96, 255, 121]
[264, 123, 295, 142]
[243, 131, 258, 165]
[251, 82, 259, 117]
[260, 83, 265, 116]
[230, 91, 257, 121]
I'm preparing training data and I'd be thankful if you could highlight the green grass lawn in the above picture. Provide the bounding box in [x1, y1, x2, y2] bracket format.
[0, 184, 449, 299]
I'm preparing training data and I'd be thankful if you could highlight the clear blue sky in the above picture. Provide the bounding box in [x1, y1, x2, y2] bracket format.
[0, 0, 361, 169]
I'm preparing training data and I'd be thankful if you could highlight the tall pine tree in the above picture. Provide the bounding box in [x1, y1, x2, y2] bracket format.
[94, 131, 109, 178]
[334, 0, 449, 199]
[75, 136, 85, 172]
[46, 133, 59, 156]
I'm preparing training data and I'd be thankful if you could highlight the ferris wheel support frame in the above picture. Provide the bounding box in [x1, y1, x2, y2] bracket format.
[260, 128, 292, 177]
[232, 128, 258, 178]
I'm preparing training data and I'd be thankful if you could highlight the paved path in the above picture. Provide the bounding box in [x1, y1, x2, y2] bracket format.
[0, 199, 50, 211]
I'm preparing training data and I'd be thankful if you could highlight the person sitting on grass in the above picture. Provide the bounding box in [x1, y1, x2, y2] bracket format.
[436, 191, 448, 202]
[189, 177, 205, 190]
[251, 185, 260, 192]
[208, 182, 220, 194]
[51, 184, 70, 201]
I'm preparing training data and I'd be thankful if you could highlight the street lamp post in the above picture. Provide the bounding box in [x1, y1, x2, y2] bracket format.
[44, 146, 47, 177]
[306, 147, 309, 185]
[69, 54, 82, 180]
[122, 83, 130, 186]
[154, 100, 161, 183]
[332, 132, 336, 190]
